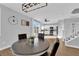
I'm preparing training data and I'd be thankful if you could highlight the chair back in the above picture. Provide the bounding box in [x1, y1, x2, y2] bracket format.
[18, 34, 27, 40]
[50, 39, 60, 56]
[38, 33, 44, 40]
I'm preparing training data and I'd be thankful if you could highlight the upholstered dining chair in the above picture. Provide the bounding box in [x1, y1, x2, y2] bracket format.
[41, 38, 60, 56]
[18, 34, 27, 40]
[38, 33, 44, 40]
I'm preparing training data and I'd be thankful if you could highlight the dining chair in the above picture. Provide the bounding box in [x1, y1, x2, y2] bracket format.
[18, 34, 27, 40]
[41, 38, 60, 56]
[38, 33, 44, 40]
[50, 39, 59, 56]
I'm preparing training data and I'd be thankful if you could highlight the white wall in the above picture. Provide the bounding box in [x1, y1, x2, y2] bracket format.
[64, 17, 79, 41]
[0, 8, 1, 37]
[57, 20, 64, 41]
[0, 4, 33, 50]
[57, 17, 79, 48]
[64, 17, 79, 48]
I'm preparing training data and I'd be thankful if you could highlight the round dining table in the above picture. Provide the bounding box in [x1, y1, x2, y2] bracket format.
[11, 39, 49, 56]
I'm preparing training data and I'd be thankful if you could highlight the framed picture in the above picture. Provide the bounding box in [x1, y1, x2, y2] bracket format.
[21, 19, 26, 26]
[26, 21, 29, 26]
[21, 19, 29, 26]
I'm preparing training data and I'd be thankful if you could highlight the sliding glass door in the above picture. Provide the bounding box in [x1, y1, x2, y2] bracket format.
[32, 20, 41, 36]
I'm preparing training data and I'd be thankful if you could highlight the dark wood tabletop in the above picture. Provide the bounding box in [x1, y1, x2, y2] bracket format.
[12, 39, 49, 55]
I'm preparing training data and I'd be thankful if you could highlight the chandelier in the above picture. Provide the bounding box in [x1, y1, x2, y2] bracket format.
[22, 3, 47, 13]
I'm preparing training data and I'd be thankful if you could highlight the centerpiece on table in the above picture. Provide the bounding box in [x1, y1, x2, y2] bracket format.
[28, 35, 35, 45]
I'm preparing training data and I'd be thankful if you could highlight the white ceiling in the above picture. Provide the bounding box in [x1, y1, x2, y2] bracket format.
[2, 3, 79, 24]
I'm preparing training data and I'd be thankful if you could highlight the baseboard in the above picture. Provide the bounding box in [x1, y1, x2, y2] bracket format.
[65, 44, 79, 49]
[0, 45, 11, 51]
